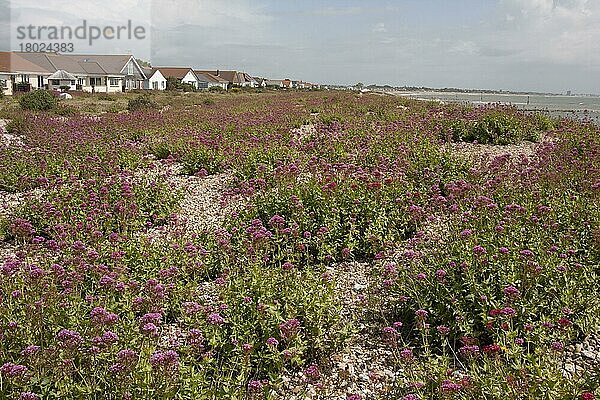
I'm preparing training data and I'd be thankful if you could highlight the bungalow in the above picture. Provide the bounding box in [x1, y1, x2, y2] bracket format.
[198, 70, 257, 88]
[0, 51, 52, 94]
[253, 77, 267, 88]
[14, 52, 147, 93]
[265, 79, 284, 88]
[153, 67, 199, 89]
[143, 68, 167, 90]
[193, 71, 228, 90]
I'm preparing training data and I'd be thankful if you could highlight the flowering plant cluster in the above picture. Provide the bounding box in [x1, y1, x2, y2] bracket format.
[1, 91, 598, 399]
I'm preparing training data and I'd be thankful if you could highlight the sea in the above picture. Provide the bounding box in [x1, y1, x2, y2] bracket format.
[392, 91, 600, 123]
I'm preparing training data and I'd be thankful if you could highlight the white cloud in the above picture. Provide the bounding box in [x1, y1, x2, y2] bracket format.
[474, 0, 600, 66]
[372, 22, 386, 33]
[313, 6, 363, 16]
[151, 0, 272, 29]
[448, 40, 478, 55]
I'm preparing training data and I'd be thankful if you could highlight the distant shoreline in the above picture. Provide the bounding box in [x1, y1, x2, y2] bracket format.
[386, 90, 600, 99]
[355, 86, 600, 97]
[383, 90, 600, 122]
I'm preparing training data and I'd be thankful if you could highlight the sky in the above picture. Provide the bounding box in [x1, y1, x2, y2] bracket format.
[1, 0, 600, 93]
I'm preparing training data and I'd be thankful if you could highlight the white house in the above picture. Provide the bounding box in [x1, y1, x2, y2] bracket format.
[266, 79, 284, 88]
[0, 51, 51, 94]
[253, 77, 267, 88]
[197, 70, 259, 88]
[194, 71, 228, 90]
[153, 68, 199, 89]
[144, 68, 167, 90]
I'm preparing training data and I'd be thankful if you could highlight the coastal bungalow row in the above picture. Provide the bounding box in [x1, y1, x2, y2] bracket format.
[0, 51, 146, 94]
[0, 51, 319, 95]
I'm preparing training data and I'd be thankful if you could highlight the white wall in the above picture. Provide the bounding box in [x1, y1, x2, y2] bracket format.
[146, 71, 166, 90]
[0, 74, 13, 95]
[182, 71, 199, 88]
[13, 74, 47, 90]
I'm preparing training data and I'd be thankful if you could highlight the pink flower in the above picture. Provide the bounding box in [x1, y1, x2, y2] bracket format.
[247, 380, 264, 393]
[304, 364, 320, 381]
[551, 341, 564, 351]
[441, 379, 462, 392]
[436, 325, 450, 335]
[473, 245, 486, 255]
[400, 348, 414, 362]
[503, 285, 520, 299]
[279, 318, 300, 339]
[207, 313, 225, 325]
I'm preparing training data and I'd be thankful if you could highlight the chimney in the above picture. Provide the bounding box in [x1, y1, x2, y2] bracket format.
[216, 69, 220, 76]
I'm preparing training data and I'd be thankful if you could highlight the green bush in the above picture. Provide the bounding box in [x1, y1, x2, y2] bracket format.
[165, 77, 196, 92]
[18, 90, 57, 111]
[97, 94, 117, 101]
[52, 104, 78, 117]
[446, 110, 545, 145]
[208, 86, 225, 93]
[127, 94, 158, 112]
[106, 104, 124, 113]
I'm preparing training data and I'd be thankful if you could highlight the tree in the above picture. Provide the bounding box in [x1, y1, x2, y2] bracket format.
[136, 58, 151, 68]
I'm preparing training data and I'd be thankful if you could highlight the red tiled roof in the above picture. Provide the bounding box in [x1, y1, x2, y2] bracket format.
[154, 67, 195, 79]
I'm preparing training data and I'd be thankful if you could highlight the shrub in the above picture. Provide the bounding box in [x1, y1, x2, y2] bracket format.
[106, 104, 124, 113]
[208, 86, 225, 93]
[165, 77, 196, 92]
[127, 94, 158, 112]
[52, 104, 78, 117]
[4, 114, 30, 135]
[97, 94, 117, 101]
[18, 90, 57, 111]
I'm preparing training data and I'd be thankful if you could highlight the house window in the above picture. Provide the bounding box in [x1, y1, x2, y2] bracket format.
[161, 81, 165, 89]
[90, 77, 103, 86]
[51, 79, 60, 85]
[78, 78, 84, 85]
[127, 62, 134, 75]
[70, 80, 76, 85]
[20, 74, 29, 83]
[152, 81, 158, 90]
[109, 78, 119, 86]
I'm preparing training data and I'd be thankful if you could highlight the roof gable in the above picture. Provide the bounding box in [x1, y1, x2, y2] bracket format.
[154, 67, 196, 80]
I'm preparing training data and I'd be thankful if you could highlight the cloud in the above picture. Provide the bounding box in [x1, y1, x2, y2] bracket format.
[471, 0, 600, 67]
[151, 0, 272, 29]
[448, 40, 478, 55]
[372, 22, 386, 33]
[313, 6, 362, 16]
